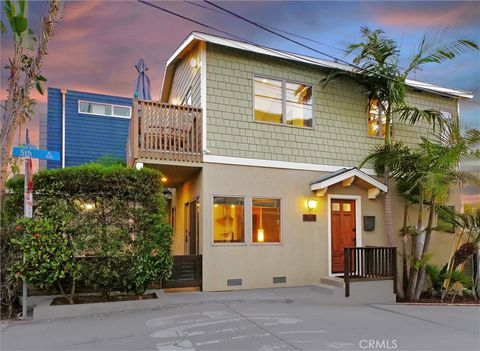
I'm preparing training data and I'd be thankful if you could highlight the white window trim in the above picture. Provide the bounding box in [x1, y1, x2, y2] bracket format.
[250, 197, 283, 245]
[253, 74, 314, 129]
[327, 194, 362, 277]
[212, 195, 247, 246]
[78, 100, 132, 119]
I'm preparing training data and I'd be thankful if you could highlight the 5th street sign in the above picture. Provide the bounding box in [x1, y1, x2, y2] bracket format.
[13, 146, 60, 161]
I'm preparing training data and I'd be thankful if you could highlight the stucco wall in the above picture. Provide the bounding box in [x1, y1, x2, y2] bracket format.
[168, 43, 202, 107]
[204, 43, 458, 167]
[200, 163, 389, 291]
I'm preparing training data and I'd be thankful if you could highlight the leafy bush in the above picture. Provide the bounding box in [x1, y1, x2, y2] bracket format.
[4, 163, 173, 301]
[11, 218, 76, 303]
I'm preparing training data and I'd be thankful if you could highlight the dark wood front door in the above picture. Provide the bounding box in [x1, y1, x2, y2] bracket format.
[331, 199, 356, 273]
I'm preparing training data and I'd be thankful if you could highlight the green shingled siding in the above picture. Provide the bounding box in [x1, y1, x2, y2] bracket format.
[205, 43, 458, 167]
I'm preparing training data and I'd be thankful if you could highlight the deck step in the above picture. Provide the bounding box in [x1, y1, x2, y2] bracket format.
[320, 276, 345, 288]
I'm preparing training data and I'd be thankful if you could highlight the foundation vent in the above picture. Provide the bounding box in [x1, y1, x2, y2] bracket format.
[227, 279, 242, 286]
[273, 276, 286, 284]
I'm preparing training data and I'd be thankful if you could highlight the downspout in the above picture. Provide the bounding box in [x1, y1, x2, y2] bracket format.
[61, 89, 66, 168]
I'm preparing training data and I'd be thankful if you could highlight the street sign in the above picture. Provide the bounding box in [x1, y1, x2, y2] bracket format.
[13, 147, 60, 161]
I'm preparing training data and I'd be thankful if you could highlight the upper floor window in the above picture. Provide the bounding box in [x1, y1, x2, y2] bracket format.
[254, 76, 313, 128]
[78, 101, 131, 118]
[367, 99, 391, 138]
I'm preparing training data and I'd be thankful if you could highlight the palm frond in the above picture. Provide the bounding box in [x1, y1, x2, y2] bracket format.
[395, 106, 445, 131]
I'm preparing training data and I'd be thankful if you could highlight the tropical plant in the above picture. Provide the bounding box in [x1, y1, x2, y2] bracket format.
[440, 209, 480, 299]
[425, 264, 447, 295]
[322, 27, 478, 298]
[0, 0, 62, 207]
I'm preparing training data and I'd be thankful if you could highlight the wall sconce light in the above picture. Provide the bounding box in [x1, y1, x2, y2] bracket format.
[161, 177, 167, 183]
[257, 228, 265, 242]
[306, 199, 318, 211]
[190, 57, 199, 69]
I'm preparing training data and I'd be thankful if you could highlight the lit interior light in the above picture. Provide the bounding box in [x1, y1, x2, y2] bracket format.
[257, 228, 265, 242]
[161, 177, 167, 183]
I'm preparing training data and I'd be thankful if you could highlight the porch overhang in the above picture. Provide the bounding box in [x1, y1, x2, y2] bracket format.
[310, 168, 387, 199]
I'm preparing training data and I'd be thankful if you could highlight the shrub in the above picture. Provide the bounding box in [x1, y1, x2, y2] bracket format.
[4, 163, 173, 301]
[11, 218, 77, 303]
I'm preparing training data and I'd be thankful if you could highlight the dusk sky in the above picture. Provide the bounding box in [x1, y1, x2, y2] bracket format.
[1, 0, 479, 142]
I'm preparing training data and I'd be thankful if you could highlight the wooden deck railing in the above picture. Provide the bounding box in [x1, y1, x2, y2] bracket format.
[344, 247, 397, 297]
[127, 100, 202, 166]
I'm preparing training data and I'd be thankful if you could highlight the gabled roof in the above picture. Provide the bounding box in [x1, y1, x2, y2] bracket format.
[310, 168, 387, 198]
[161, 31, 473, 102]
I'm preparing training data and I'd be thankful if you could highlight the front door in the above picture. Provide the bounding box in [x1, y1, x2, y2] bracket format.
[331, 199, 356, 273]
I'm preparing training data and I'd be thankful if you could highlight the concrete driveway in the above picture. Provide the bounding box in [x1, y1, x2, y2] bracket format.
[1, 286, 479, 351]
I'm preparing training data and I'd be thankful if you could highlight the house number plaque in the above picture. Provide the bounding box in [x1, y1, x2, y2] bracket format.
[303, 214, 317, 222]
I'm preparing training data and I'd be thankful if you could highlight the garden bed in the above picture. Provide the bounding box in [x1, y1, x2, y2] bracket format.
[51, 293, 157, 305]
[398, 296, 479, 305]
[33, 290, 169, 320]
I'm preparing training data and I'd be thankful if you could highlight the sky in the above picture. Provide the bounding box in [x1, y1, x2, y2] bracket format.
[1, 0, 479, 145]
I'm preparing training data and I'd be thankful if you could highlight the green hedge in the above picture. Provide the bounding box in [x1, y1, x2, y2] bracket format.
[4, 163, 173, 299]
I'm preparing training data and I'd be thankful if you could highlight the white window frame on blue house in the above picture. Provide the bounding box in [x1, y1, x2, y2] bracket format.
[78, 100, 132, 119]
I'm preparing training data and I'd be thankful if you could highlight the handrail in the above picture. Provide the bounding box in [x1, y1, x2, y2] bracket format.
[127, 100, 202, 166]
[344, 246, 397, 297]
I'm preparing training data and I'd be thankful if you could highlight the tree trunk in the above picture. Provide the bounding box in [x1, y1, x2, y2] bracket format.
[383, 172, 395, 247]
[407, 196, 424, 300]
[401, 201, 410, 294]
[413, 198, 436, 300]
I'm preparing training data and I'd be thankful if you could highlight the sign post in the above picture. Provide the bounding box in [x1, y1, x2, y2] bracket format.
[12, 130, 60, 319]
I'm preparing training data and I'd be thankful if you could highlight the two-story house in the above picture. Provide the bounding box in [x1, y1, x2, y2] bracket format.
[47, 88, 133, 168]
[127, 32, 472, 292]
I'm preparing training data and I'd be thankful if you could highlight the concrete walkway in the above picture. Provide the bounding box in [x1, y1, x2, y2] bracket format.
[1, 286, 479, 351]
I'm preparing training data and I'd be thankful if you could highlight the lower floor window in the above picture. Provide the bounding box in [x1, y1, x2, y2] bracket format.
[252, 198, 281, 243]
[213, 197, 244, 243]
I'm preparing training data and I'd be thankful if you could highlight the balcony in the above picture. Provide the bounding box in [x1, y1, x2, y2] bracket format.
[127, 100, 202, 167]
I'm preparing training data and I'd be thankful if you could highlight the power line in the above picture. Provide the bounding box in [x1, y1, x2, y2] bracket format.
[137, 0, 352, 71]
[203, 0, 363, 72]
[203, 1, 471, 97]
[184, 0, 349, 54]
[137, 0, 469, 99]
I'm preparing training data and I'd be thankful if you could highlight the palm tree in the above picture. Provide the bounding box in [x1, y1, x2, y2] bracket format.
[322, 27, 478, 298]
[401, 121, 479, 300]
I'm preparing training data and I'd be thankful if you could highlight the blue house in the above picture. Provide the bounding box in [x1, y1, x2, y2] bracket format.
[47, 88, 133, 169]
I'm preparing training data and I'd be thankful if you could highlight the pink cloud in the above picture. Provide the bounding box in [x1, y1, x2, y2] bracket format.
[371, 2, 479, 28]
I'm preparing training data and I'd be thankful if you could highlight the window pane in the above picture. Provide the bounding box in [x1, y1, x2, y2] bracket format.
[343, 203, 351, 212]
[254, 77, 283, 124]
[79, 102, 111, 116]
[252, 198, 280, 243]
[332, 203, 340, 212]
[286, 82, 312, 127]
[368, 99, 391, 138]
[213, 197, 244, 243]
[113, 105, 131, 117]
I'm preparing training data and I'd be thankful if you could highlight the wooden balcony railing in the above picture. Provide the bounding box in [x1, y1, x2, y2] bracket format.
[344, 247, 397, 297]
[127, 100, 202, 166]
